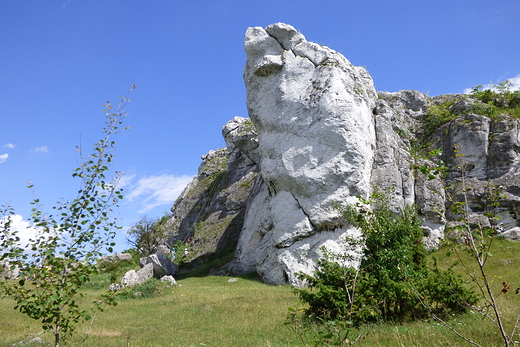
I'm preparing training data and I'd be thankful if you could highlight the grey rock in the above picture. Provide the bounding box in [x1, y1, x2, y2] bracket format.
[109, 283, 123, 291]
[236, 22, 377, 285]
[136, 263, 154, 283]
[371, 98, 416, 212]
[139, 254, 178, 278]
[223, 116, 259, 165]
[501, 226, 520, 240]
[165, 126, 259, 268]
[372, 92, 446, 249]
[488, 119, 520, 178]
[449, 97, 484, 115]
[13, 337, 43, 346]
[119, 259, 169, 289]
[160, 275, 177, 285]
[378, 90, 430, 117]
[121, 270, 139, 287]
[154, 244, 171, 256]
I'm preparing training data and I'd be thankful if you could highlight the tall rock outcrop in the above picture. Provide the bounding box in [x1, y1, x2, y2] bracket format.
[164, 23, 520, 285]
[374, 91, 446, 249]
[428, 100, 520, 240]
[225, 23, 378, 284]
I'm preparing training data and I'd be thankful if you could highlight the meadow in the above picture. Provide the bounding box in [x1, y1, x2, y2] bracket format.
[1, 238, 520, 347]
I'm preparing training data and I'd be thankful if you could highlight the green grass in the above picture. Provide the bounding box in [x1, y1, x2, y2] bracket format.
[0, 275, 304, 347]
[2, 238, 520, 346]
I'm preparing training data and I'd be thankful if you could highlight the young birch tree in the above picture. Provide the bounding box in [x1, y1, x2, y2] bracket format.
[0, 85, 136, 347]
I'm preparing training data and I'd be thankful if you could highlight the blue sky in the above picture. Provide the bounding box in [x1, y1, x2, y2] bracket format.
[1, 0, 519, 252]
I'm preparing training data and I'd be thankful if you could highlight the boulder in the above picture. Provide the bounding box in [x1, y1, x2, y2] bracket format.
[160, 275, 177, 285]
[118, 256, 175, 289]
[109, 283, 123, 291]
[136, 263, 154, 283]
[121, 270, 139, 287]
[139, 254, 178, 278]
[13, 336, 44, 346]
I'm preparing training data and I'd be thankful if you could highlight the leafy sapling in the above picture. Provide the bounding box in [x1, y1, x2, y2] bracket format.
[0, 85, 136, 347]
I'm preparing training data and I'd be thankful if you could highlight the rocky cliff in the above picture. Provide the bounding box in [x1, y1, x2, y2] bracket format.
[164, 23, 520, 285]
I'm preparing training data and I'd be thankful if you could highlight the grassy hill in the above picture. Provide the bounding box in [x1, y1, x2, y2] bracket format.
[1, 238, 520, 346]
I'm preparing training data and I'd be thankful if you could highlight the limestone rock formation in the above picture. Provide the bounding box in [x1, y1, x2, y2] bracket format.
[428, 99, 520, 238]
[115, 254, 178, 290]
[160, 120, 259, 274]
[139, 254, 178, 278]
[163, 23, 520, 286]
[224, 23, 381, 285]
[374, 91, 446, 249]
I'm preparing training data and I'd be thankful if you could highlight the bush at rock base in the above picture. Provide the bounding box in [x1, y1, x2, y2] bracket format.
[294, 191, 478, 326]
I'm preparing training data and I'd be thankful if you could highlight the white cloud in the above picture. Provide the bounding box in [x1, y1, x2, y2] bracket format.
[464, 73, 520, 94]
[509, 74, 520, 91]
[0, 154, 8, 163]
[3, 143, 15, 149]
[0, 214, 39, 249]
[125, 174, 194, 213]
[116, 173, 136, 190]
[33, 146, 49, 153]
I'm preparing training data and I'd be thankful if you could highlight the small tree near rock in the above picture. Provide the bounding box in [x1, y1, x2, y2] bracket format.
[126, 215, 167, 256]
[0, 86, 135, 347]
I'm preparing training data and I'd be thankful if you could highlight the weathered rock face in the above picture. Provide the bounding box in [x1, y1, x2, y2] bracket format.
[169, 148, 258, 258]
[374, 91, 446, 249]
[244, 23, 377, 214]
[163, 119, 259, 270]
[139, 254, 178, 278]
[428, 101, 520, 238]
[224, 23, 378, 285]
[164, 23, 520, 286]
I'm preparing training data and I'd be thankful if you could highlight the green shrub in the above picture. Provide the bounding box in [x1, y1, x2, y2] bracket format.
[424, 101, 457, 137]
[116, 279, 165, 300]
[470, 81, 520, 119]
[295, 189, 478, 327]
[172, 240, 189, 265]
[97, 258, 134, 275]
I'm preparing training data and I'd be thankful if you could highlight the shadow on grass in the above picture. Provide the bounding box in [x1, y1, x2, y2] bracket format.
[175, 250, 263, 283]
